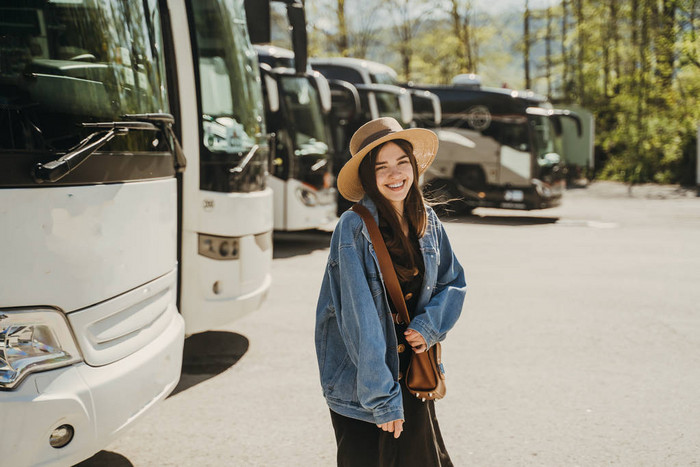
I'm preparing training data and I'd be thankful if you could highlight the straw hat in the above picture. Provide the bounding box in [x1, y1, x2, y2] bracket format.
[337, 117, 439, 202]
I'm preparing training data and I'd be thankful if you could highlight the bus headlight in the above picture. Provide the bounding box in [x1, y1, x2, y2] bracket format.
[296, 186, 318, 207]
[0, 309, 82, 390]
[198, 234, 240, 260]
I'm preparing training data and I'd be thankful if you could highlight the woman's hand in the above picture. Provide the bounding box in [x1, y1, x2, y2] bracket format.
[404, 329, 427, 353]
[376, 419, 404, 438]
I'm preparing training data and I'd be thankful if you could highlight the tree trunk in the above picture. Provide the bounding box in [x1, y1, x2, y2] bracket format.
[336, 0, 349, 56]
[524, 0, 531, 89]
[546, 6, 553, 96]
[603, 2, 610, 97]
[574, 0, 585, 104]
[561, 0, 570, 99]
[610, 0, 621, 94]
[464, 11, 474, 72]
[657, 0, 678, 90]
[450, 0, 468, 73]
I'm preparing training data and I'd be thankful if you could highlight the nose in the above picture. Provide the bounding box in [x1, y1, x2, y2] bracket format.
[387, 165, 402, 178]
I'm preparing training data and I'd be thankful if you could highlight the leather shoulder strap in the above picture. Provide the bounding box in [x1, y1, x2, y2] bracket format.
[351, 204, 411, 325]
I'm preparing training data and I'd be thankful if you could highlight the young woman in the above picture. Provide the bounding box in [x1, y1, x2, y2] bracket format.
[315, 117, 467, 467]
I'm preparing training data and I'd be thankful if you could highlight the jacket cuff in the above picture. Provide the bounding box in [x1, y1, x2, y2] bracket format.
[373, 407, 405, 425]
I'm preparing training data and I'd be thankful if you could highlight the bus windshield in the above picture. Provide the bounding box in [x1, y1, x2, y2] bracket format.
[192, 0, 267, 193]
[194, 0, 264, 154]
[279, 76, 328, 157]
[278, 75, 329, 187]
[0, 0, 169, 154]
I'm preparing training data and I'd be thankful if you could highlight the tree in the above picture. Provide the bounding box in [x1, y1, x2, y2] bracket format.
[448, 0, 476, 73]
[384, 0, 433, 81]
[524, 0, 531, 89]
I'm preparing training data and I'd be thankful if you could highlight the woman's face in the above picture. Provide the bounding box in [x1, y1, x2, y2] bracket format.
[374, 141, 414, 210]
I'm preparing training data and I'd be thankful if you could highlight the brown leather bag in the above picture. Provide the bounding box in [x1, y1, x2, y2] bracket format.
[352, 204, 446, 401]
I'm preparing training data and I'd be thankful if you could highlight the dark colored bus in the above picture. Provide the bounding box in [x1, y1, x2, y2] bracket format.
[409, 78, 581, 211]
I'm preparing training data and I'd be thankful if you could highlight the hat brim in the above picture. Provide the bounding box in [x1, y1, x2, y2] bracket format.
[337, 128, 439, 202]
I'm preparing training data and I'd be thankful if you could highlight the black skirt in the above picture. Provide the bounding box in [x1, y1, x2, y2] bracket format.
[329, 381, 453, 467]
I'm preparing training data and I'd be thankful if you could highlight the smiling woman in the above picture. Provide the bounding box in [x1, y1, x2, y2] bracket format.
[315, 117, 467, 466]
[373, 142, 415, 212]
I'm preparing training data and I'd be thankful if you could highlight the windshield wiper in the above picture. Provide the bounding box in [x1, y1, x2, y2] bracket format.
[230, 144, 259, 174]
[123, 113, 187, 172]
[33, 121, 159, 183]
[311, 159, 328, 171]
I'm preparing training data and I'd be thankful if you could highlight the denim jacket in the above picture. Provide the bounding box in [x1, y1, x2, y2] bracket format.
[314, 196, 467, 425]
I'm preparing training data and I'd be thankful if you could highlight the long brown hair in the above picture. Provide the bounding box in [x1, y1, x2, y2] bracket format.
[359, 139, 427, 283]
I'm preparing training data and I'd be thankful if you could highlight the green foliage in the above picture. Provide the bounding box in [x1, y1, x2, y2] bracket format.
[305, 0, 699, 184]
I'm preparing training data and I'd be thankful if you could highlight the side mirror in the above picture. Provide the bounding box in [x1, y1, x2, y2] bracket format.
[327, 79, 361, 122]
[397, 89, 413, 126]
[409, 89, 442, 126]
[244, 0, 271, 44]
[287, 2, 308, 74]
[555, 110, 583, 137]
[355, 84, 414, 126]
[260, 65, 280, 113]
[526, 107, 583, 137]
[311, 72, 332, 113]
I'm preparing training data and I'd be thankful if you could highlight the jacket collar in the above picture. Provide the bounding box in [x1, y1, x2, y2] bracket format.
[358, 195, 380, 225]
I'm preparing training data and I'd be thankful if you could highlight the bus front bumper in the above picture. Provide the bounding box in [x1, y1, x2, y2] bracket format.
[0, 310, 184, 467]
[462, 179, 564, 210]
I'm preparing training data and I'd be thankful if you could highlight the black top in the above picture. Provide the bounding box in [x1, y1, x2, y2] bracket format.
[380, 221, 425, 374]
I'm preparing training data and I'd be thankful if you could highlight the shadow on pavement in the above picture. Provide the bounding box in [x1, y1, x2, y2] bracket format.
[440, 212, 559, 226]
[73, 332, 247, 466]
[273, 229, 332, 259]
[73, 450, 133, 467]
[169, 331, 250, 397]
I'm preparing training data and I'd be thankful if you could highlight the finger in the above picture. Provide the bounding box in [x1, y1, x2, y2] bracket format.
[405, 335, 421, 346]
[394, 420, 404, 439]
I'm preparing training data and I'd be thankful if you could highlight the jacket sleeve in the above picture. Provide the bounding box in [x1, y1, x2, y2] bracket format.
[408, 212, 467, 349]
[329, 214, 404, 424]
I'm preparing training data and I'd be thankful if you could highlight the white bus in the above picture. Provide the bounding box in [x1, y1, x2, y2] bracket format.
[173, 0, 272, 333]
[0, 0, 272, 465]
[256, 45, 336, 231]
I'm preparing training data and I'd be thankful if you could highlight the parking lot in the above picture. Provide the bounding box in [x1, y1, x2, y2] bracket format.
[81, 182, 700, 466]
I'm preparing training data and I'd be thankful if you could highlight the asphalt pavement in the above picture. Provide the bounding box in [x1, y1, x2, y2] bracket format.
[79, 181, 700, 466]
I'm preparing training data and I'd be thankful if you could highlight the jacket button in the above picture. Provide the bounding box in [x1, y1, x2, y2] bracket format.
[404, 292, 413, 301]
[397, 344, 405, 353]
[398, 371, 403, 380]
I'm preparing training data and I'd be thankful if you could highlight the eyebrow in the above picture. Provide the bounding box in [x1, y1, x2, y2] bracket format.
[375, 154, 410, 168]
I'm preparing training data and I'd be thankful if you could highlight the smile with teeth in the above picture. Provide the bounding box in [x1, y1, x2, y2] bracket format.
[386, 180, 406, 190]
